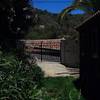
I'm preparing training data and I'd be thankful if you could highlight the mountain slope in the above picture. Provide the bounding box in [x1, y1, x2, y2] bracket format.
[25, 8, 90, 39]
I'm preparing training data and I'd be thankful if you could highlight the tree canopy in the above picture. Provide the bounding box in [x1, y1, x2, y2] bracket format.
[0, 0, 34, 51]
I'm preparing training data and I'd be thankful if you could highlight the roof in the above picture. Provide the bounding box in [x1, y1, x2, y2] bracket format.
[75, 10, 100, 31]
[21, 39, 61, 50]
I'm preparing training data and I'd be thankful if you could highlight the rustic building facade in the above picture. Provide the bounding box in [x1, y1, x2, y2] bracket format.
[76, 11, 100, 100]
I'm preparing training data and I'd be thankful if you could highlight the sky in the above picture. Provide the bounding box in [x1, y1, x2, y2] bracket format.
[31, 0, 84, 14]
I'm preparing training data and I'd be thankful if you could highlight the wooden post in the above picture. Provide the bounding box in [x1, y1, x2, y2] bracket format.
[41, 41, 43, 62]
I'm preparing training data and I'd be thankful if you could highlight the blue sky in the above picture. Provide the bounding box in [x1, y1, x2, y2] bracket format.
[31, 0, 84, 14]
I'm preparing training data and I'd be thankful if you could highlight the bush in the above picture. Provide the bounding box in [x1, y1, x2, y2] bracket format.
[0, 51, 44, 100]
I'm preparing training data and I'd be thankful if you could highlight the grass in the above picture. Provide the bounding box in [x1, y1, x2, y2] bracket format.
[41, 77, 85, 100]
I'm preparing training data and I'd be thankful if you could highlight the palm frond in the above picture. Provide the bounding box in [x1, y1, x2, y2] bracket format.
[60, 4, 79, 20]
[59, 0, 97, 21]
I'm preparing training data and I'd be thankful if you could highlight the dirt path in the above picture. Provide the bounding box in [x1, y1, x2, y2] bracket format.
[37, 61, 79, 78]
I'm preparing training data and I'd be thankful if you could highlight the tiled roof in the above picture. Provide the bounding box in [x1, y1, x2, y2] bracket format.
[22, 39, 62, 52]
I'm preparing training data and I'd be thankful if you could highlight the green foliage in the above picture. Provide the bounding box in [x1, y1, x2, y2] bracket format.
[25, 8, 89, 40]
[0, 0, 34, 51]
[0, 51, 84, 99]
[41, 77, 85, 100]
[0, 52, 44, 100]
[60, 0, 100, 19]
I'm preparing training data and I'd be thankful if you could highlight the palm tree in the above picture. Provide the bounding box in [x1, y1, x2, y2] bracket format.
[60, 0, 100, 19]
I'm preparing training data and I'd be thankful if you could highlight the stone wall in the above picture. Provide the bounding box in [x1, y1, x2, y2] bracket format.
[61, 39, 80, 67]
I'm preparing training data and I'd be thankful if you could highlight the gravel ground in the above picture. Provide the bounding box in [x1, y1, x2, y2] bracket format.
[37, 61, 79, 78]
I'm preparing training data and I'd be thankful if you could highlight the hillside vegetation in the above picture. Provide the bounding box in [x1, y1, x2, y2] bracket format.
[25, 8, 90, 40]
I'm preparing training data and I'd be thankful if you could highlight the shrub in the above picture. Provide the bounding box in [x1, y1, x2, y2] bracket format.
[0, 51, 44, 100]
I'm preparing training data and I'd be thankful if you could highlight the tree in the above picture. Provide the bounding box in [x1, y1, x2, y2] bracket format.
[60, 0, 100, 19]
[0, 0, 34, 52]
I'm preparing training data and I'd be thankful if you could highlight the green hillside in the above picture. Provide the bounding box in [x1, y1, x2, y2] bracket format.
[25, 8, 90, 40]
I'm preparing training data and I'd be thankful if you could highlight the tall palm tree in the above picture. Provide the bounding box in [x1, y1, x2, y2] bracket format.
[60, 0, 100, 19]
